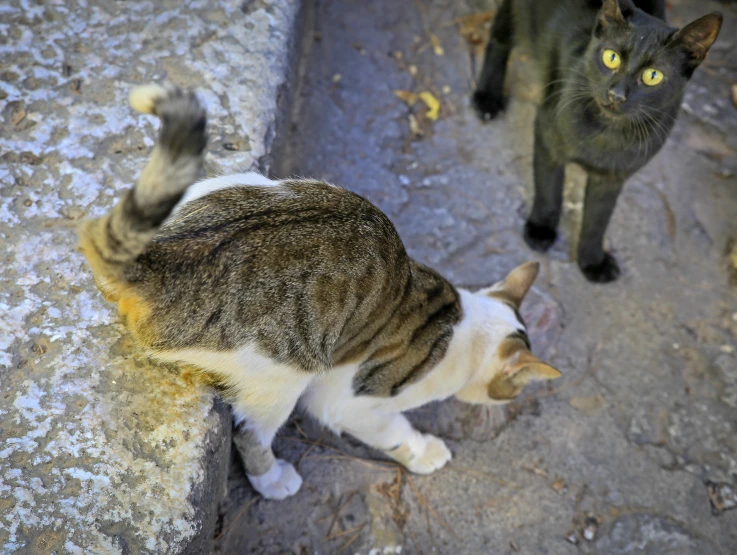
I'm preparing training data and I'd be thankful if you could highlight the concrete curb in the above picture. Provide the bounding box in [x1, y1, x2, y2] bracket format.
[0, 0, 301, 552]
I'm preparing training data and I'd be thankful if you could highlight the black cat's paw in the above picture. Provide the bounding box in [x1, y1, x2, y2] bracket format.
[579, 253, 620, 283]
[472, 90, 505, 121]
[523, 221, 557, 252]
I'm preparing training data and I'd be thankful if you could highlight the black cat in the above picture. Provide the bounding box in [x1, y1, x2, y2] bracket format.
[473, 0, 722, 282]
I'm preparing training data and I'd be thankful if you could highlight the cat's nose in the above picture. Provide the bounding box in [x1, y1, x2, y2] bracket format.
[607, 87, 627, 105]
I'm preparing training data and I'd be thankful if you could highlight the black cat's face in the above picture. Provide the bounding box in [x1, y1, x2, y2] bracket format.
[583, 0, 722, 121]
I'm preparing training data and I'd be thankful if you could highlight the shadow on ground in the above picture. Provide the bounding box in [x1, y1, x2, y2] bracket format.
[214, 0, 737, 552]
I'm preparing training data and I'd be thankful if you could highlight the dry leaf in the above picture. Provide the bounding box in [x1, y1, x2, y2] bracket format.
[430, 33, 444, 56]
[453, 11, 495, 48]
[394, 90, 419, 105]
[551, 477, 568, 494]
[408, 114, 423, 137]
[419, 91, 440, 120]
[522, 463, 548, 477]
[11, 102, 26, 126]
[732, 84, 737, 108]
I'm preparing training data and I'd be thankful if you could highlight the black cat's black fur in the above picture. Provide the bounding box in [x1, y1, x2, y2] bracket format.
[473, 0, 722, 282]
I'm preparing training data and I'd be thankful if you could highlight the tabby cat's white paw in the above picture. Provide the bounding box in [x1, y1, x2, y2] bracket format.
[407, 434, 452, 474]
[247, 459, 302, 500]
[388, 433, 452, 475]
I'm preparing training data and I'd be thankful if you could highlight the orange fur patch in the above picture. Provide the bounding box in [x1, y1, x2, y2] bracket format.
[79, 222, 155, 344]
[117, 293, 151, 330]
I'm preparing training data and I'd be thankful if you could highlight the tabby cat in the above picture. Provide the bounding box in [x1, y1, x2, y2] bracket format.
[79, 85, 560, 499]
[473, 0, 722, 282]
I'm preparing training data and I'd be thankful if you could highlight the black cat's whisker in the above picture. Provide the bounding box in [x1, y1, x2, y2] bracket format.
[541, 78, 573, 91]
[642, 104, 678, 126]
[551, 81, 594, 116]
[547, 89, 588, 106]
[640, 106, 672, 146]
[554, 92, 592, 121]
[631, 113, 643, 163]
[637, 114, 650, 163]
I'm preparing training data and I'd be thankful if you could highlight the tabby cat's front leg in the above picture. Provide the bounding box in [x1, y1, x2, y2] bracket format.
[338, 410, 452, 475]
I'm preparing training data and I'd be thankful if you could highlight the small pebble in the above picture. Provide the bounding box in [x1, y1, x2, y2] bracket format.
[720, 345, 734, 354]
[673, 343, 680, 350]
[442, 85, 451, 94]
[582, 516, 599, 542]
[332, 73, 342, 83]
[706, 480, 737, 514]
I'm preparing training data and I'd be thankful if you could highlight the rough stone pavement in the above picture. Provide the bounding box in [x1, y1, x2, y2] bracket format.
[0, 0, 300, 552]
[214, 0, 737, 553]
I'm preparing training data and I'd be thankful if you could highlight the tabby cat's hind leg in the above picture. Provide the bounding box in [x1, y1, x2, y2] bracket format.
[233, 428, 302, 500]
[223, 352, 313, 500]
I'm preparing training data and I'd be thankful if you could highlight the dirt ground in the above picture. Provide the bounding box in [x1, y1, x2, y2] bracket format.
[214, 0, 737, 552]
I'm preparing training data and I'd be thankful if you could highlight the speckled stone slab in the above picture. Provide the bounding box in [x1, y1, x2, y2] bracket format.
[0, 0, 301, 552]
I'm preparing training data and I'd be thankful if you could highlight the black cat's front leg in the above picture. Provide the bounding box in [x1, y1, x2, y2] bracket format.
[472, 0, 513, 120]
[577, 172, 626, 283]
[524, 114, 565, 252]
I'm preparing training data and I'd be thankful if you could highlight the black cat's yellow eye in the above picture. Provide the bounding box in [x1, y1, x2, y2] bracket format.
[602, 49, 621, 70]
[642, 68, 663, 86]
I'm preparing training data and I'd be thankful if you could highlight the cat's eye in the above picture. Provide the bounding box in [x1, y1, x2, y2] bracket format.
[602, 49, 621, 70]
[642, 68, 664, 86]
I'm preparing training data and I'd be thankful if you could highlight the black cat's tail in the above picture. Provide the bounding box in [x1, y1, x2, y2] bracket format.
[79, 85, 207, 300]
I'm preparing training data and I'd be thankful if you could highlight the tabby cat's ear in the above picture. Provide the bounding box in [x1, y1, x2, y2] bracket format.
[671, 13, 723, 68]
[485, 261, 539, 310]
[488, 349, 561, 401]
[596, 0, 635, 32]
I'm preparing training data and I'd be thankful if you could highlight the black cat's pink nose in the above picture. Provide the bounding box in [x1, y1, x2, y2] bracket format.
[607, 88, 626, 105]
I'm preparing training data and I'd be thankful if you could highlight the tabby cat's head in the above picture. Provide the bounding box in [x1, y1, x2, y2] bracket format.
[455, 262, 561, 405]
[582, 0, 722, 120]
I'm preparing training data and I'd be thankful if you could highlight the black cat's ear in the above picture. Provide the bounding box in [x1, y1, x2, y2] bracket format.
[671, 13, 723, 68]
[598, 0, 634, 24]
[596, 0, 636, 35]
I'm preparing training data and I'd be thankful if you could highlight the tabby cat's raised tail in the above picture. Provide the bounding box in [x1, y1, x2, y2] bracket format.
[79, 85, 206, 297]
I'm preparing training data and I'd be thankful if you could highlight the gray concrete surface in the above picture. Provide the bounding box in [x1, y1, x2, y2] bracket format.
[214, 0, 737, 553]
[0, 0, 300, 552]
